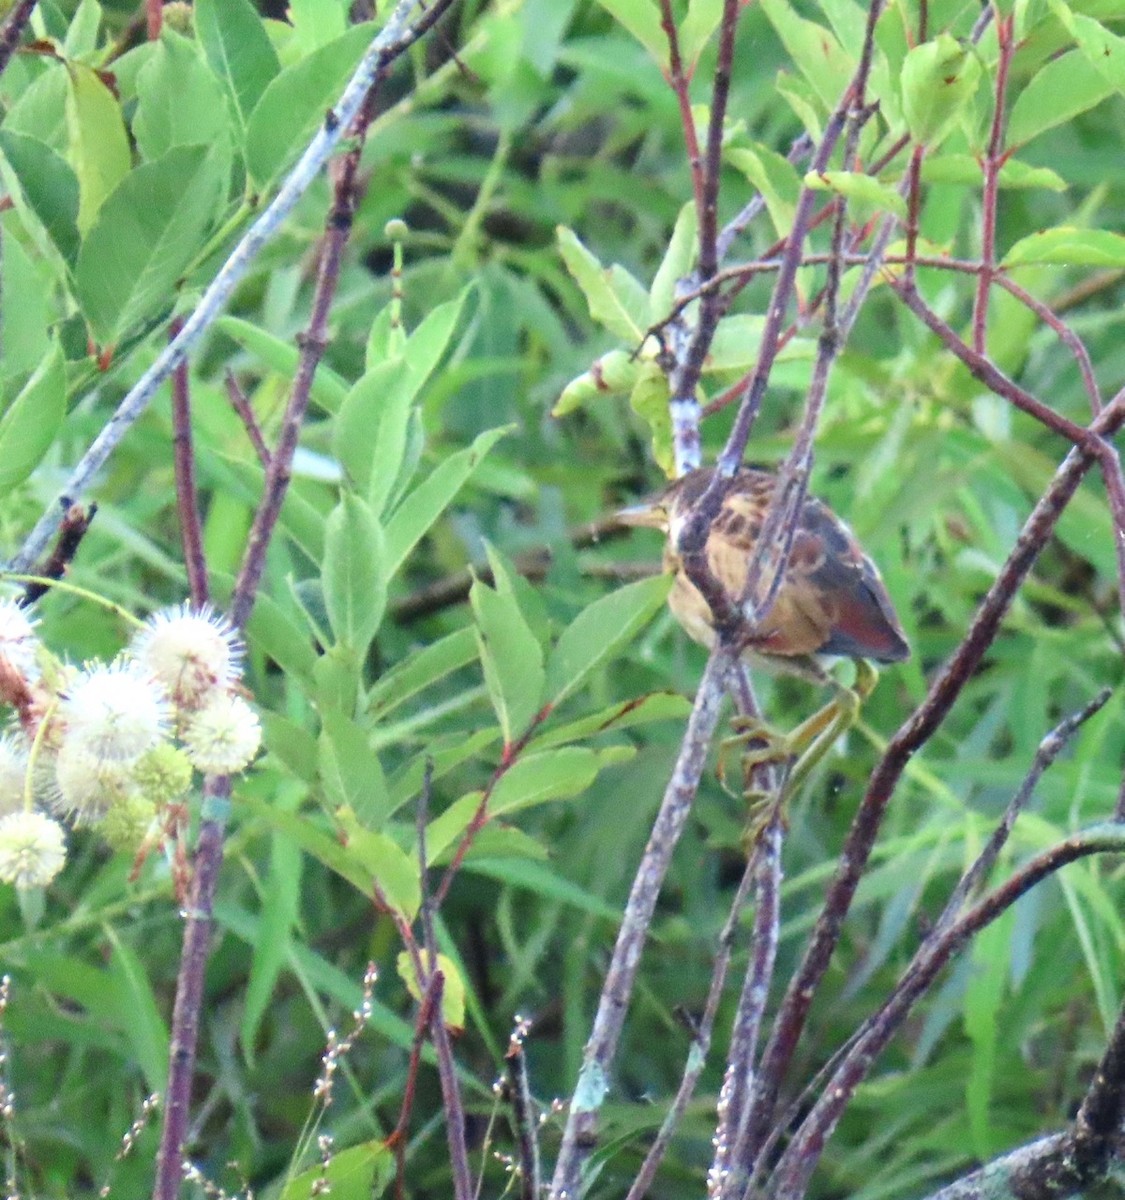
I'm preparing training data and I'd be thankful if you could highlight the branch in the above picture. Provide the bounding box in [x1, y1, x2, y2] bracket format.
[624, 812, 760, 1200]
[505, 1018, 541, 1200]
[170, 320, 208, 608]
[0, 0, 37, 78]
[548, 651, 730, 1199]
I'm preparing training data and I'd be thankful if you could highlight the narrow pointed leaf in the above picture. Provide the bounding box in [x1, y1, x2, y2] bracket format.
[470, 577, 545, 744]
[323, 492, 386, 656]
[547, 575, 672, 705]
[75, 144, 225, 343]
[0, 342, 65, 497]
[383, 426, 511, 577]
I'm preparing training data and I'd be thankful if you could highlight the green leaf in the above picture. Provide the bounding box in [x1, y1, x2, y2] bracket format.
[244, 590, 318, 685]
[531, 691, 694, 750]
[900, 35, 982, 147]
[1007, 49, 1114, 147]
[241, 815, 302, 1058]
[319, 709, 390, 828]
[589, 0, 665, 62]
[279, 1141, 393, 1200]
[64, 0, 101, 57]
[366, 627, 479, 720]
[804, 170, 906, 220]
[546, 575, 672, 706]
[246, 23, 373, 189]
[775, 71, 824, 139]
[195, 0, 280, 129]
[396, 950, 466, 1031]
[918, 154, 1066, 191]
[554, 350, 644, 416]
[466, 858, 622, 920]
[323, 493, 386, 656]
[650, 202, 699, 318]
[0, 342, 65, 497]
[334, 292, 466, 511]
[336, 806, 421, 920]
[133, 30, 233, 166]
[335, 360, 410, 496]
[383, 426, 512, 578]
[0, 131, 80, 262]
[65, 63, 131, 235]
[287, 0, 348, 51]
[215, 316, 350, 413]
[1047, 2, 1125, 97]
[759, 0, 855, 110]
[105, 932, 169, 1094]
[963, 908, 1012, 1158]
[489, 747, 600, 815]
[261, 712, 318, 783]
[557, 226, 651, 342]
[470, 575, 545, 744]
[1001, 227, 1125, 267]
[679, 0, 724, 67]
[0, 236, 52, 384]
[727, 145, 801, 239]
[75, 144, 225, 344]
[425, 792, 483, 863]
[388, 731, 499, 816]
[630, 362, 674, 475]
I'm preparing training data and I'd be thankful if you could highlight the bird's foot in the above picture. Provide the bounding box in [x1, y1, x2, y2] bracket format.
[723, 660, 880, 842]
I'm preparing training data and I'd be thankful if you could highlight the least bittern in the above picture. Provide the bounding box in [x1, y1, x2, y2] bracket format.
[620, 466, 909, 810]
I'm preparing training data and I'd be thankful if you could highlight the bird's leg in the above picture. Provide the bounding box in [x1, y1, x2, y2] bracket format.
[778, 658, 877, 799]
[722, 660, 879, 838]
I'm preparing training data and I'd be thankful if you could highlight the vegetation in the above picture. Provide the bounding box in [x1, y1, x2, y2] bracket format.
[0, 0, 1124, 1198]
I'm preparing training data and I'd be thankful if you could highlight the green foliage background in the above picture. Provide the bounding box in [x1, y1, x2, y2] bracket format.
[0, 0, 1123, 1196]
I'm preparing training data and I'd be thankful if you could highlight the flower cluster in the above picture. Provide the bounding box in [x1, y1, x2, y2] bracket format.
[0, 600, 260, 890]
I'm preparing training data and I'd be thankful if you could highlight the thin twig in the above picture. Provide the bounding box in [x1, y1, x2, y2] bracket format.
[416, 759, 437, 962]
[713, 812, 783, 1200]
[428, 971, 475, 1200]
[152, 779, 230, 1200]
[505, 1017, 541, 1200]
[624, 830, 759, 1200]
[229, 82, 381, 630]
[20, 502, 96, 606]
[224, 371, 271, 468]
[971, 17, 1014, 355]
[936, 688, 1112, 933]
[170, 319, 208, 608]
[0, 0, 37, 78]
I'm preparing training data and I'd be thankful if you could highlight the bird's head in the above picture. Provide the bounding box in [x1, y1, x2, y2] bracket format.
[616, 471, 709, 542]
[615, 493, 672, 532]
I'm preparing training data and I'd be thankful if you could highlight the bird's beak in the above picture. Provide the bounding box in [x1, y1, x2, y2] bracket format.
[615, 500, 667, 529]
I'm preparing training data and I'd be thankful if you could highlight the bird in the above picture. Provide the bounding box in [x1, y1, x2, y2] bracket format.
[618, 465, 909, 807]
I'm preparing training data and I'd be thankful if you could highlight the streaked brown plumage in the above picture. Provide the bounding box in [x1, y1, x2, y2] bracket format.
[620, 466, 909, 673]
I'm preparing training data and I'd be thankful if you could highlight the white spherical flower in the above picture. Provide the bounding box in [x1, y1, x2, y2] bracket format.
[0, 810, 66, 888]
[52, 743, 136, 824]
[182, 693, 261, 775]
[130, 603, 243, 710]
[0, 597, 39, 679]
[0, 734, 30, 818]
[61, 661, 171, 765]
